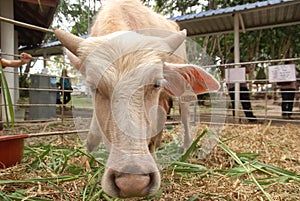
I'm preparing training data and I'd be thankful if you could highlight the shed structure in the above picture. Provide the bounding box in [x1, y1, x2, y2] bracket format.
[171, 0, 300, 120]
[0, 0, 59, 118]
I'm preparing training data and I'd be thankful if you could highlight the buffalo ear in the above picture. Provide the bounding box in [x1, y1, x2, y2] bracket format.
[65, 49, 86, 76]
[163, 62, 220, 97]
[65, 49, 81, 70]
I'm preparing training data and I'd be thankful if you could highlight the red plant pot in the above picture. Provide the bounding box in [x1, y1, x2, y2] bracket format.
[0, 134, 28, 169]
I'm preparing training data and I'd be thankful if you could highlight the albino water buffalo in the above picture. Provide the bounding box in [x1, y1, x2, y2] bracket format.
[55, 0, 219, 198]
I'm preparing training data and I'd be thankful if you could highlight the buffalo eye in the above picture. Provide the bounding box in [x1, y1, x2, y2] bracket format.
[154, 80, 161, 88]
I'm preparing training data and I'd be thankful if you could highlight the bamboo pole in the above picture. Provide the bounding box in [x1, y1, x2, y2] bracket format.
[0, 16, 54, 34]
[26, 129, 89, 138]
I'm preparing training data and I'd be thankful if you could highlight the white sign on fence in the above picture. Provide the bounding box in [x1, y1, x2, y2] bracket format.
[268, 64, 296, 83]
[225, 67, 246, 83]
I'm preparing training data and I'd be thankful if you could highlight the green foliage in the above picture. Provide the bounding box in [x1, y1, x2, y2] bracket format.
[0, 63, 15, 129]
[143, 0, 204, 15]
[45, 0, 102, 42]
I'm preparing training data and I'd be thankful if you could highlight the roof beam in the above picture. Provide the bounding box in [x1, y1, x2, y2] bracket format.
[18, 0, 58, 8]
[238, 13, 246, 33]
[184, 19, 300, 38]
[15, 3, 48, 26]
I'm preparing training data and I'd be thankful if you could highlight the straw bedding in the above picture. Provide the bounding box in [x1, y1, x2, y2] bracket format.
[0, 120, 299, 200]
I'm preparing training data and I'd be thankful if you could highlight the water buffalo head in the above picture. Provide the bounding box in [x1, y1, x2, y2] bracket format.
[55, 29, 219, 198]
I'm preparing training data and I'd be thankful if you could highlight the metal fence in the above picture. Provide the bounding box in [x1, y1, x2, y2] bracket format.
[196, 57, 300, 125]
[0, 54, 299, 136]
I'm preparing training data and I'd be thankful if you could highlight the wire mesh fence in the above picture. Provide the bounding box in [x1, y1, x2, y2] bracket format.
[0, 53, 299, 137]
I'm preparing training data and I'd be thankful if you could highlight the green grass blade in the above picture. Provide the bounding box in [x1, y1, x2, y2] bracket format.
[82, 167, 103, 201]
[210, 131, 273, 201]
[171, 161, 207, 173]
[46, 181, 70, 201]
[180, 129, 207, 162]
[88, 189, 103, 201]
[0, 67, 9, 128]
[187, 193, 227, 201]
[0, 174, 86, 185]
[237, 153, 260, 160]
[242, 158, 300, 182]
[217, 165, 257, 178]
[28, 146, 52, 168]
[0, 189, 52, 201]
[0, 63, 15, 129]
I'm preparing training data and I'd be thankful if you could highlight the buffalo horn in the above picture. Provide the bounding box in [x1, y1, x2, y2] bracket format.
[164, 29, 187, 52]
[54, 29, 84, 56]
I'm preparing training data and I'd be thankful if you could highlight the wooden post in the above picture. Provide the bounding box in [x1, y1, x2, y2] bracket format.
[1, 0, 15, 122]
[233, 13, 240, 122]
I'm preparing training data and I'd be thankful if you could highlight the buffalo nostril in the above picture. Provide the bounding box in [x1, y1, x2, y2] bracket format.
[114, 173, 151, 198]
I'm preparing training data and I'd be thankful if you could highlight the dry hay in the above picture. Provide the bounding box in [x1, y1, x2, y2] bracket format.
[0, 121, 299, 200]
[160, 122, 300, 201]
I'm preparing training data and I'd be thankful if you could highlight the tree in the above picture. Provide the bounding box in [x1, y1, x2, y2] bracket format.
[143, 0, 203, 16]
[45, 0, 102, 43]
[38, 0, 103, 87]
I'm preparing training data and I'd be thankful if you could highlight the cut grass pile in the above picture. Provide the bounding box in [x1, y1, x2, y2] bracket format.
[0, 121, 299, 200]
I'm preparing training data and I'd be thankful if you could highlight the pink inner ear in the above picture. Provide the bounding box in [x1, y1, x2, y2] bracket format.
[186, 66, 220, 94]
[164, 63, 220, 95]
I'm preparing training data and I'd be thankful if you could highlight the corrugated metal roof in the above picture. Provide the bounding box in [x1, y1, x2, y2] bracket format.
[171, 0, 300, 36]
[20, 34, 88, 56]
[41, 34, 88, 48]
[14, 0, 59, 46]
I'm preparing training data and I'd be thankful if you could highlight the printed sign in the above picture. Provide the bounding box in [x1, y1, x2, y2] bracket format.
[268, 64, 296, 83]
[225, 67, 246, 83]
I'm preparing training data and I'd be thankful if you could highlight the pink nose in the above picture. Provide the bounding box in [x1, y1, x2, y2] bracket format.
[114, 173, 151, 198]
